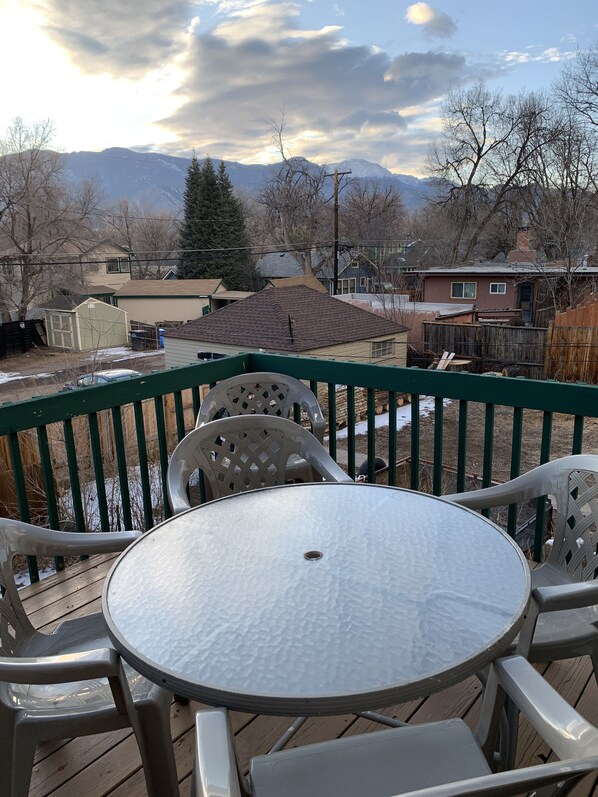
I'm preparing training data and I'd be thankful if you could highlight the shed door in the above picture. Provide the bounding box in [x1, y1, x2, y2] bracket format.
[50, 313, 74, 349]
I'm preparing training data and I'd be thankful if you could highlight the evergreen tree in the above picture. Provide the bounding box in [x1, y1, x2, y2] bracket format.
[178, 157, 254, 289]
[178, 155, 202, 278]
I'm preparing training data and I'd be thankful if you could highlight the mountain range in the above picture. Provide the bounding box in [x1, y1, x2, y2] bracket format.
[61, 148, 438, 211]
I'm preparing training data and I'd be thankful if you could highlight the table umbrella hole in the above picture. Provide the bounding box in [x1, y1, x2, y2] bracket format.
[304, 550, 323, 561]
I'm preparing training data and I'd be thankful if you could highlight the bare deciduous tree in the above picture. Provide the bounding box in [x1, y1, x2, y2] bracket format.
[259, 116, 333, 276]
[556, 43, 598, 129]
[429, 83, 556, 264]
[340, 180, 405, 245]
[0, 117, 103, 320]
[104, 199, 179, 278]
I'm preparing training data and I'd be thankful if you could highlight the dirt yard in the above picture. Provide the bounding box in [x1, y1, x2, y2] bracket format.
[354, 398, 598, 485]
[0, 345, 165, 402]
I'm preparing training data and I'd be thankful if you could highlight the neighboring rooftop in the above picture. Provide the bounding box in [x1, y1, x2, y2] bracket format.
[38, 295, 97, 311]
[338, 293, 475, 317]
[166, 285, 406, 351]
[113, 279, 223, 297]
[266, 275, 329, 294]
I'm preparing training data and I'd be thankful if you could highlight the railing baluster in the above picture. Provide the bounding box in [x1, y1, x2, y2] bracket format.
[433, 396, 443, 495]
[191, 385, 201, 418]
[63, 418, 86, 534]
[133, 400, 154, 530]
[154, 396, 172, 518]
[111, 407, 132, 530]
[37, 425, 63, 571]
[8, 431, 38, 582]
[367, 389, 376, 483]
[507, 407, 524, 538]
[327, 383, 337, 462]
[533, 411, 554, 563]
[410, 393, 420, 491]
[572, 415, 584, 454]
[388, 390, 397, 487]
[481, 403, 495, 518]
[347, 386, 356, 481]
[88, 413, 110, 533]
[174, 390, 186, 441]
[456, 400, 468, 493]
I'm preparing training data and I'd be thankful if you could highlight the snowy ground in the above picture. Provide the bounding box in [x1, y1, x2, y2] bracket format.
[0, 346, 163, 386]
[331, 397, 451, 440]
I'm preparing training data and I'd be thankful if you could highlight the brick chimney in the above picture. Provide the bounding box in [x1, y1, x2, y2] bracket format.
[507, 227, 536, 264]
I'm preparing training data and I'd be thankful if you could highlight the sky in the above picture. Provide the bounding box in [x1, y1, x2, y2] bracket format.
[0, 0, 596, 175]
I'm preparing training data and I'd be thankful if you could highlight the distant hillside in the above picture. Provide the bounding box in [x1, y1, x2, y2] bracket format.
[62, 148, 438, 211]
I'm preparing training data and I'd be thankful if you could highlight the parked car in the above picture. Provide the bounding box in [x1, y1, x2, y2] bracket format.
[61, 369, 142, 391]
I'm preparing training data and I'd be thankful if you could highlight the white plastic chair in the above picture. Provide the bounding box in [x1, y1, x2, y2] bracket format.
[0, 519, 178, 797]
[195, 372, 326, 486]
[168, 414, 351, 515]
[192, 655, 598, 797]
[445, 454, 598, 676]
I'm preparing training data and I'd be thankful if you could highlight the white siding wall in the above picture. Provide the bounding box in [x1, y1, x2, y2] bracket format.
[163, 332, 408, 370]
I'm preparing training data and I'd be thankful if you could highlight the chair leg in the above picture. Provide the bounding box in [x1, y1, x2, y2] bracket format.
[591, 649, 598, 689]
[0, 720, 36, 797]
[134, 698, 180, 797]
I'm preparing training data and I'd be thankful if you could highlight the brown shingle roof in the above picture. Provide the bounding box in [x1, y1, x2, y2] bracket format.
[113, 279, 222, 297]
[166, 285, 406, 351]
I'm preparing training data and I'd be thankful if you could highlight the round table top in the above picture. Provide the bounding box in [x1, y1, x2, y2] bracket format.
[103, 482, 531, 715]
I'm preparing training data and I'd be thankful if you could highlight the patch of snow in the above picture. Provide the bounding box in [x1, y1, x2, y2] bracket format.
[15, 564, 56, 588]
[332, 397, 452, 440]
[0, 371, 24, 383]
[86, 346, 163, 361]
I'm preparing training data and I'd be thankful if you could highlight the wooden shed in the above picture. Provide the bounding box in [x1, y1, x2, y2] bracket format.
[40, 295, 129, 352]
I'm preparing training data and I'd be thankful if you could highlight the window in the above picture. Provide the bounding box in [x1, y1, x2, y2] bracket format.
[106, 257, 131, 274]
[371, 339, 393, 359]
[338, 278, 356, 294]
[359, 276, 367, 288]
[490, 282, 506, 294]
[451, 282, 477, 299]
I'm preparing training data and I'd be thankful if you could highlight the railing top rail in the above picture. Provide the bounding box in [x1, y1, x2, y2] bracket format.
[0, 351, 597, 436]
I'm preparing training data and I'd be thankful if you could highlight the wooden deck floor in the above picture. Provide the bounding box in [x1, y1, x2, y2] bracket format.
[24, 554, 598, 797]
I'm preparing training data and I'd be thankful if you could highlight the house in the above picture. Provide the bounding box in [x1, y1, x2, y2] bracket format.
[255, 251, 333, 291]
[39, 295, 129, 351]
[164, 285, 408, 368]
[113, 279, 227, 325]
[71, 241, 135, 292]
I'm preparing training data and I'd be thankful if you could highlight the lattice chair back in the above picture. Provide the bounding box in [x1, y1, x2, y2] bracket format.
[195, 372, 325, 442]
[0, 520, 38, 655]
[168, 415, 351, 514]
[546, 464, 598, 582]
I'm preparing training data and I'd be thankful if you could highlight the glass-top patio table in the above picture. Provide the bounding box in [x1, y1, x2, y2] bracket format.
[102, 482, 531, 716]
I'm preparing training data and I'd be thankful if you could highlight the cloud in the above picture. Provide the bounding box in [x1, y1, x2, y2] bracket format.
[500, 46, 576, 65]
[405, 3, 456, 39]
[32, 0, 198, 76]
[159, 1, 476, 166]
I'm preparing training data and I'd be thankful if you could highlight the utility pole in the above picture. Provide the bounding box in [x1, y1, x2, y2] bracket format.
[324, 169, 351, 294]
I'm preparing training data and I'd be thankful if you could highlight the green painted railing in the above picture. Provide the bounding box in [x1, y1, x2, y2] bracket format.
[2, 352, 598, 581]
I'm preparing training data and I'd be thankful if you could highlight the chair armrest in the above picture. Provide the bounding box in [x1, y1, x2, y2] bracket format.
[6, 524, 142, 557]
[0, 648, 120, 684]
[494, 655, 598, 761]
[533, 581, 598, 613]
[194, 708, 243, 797]
[395, 759, 598, 797]
[305, 448, 353, 483]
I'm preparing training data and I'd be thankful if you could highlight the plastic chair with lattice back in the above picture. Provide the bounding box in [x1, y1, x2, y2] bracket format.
[195, 372, 325, 487]
[0, 519, 179, 797]
[192, 655, 598, 797]
[445, 454, 598, 675]
[168, 414, 351, 515]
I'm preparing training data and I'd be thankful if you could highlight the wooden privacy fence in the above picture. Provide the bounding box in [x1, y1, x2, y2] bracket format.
[422, 322, 547, 379]
[544, 324, 598, 383]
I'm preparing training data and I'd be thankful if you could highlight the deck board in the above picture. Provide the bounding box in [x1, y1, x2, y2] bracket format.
[21, 554, 598, 797]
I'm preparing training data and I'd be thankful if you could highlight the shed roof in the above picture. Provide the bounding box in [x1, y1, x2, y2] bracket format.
[267, 275, 328, 294]
[166, 285, 406, 351]
[113, 279, 223, 297]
